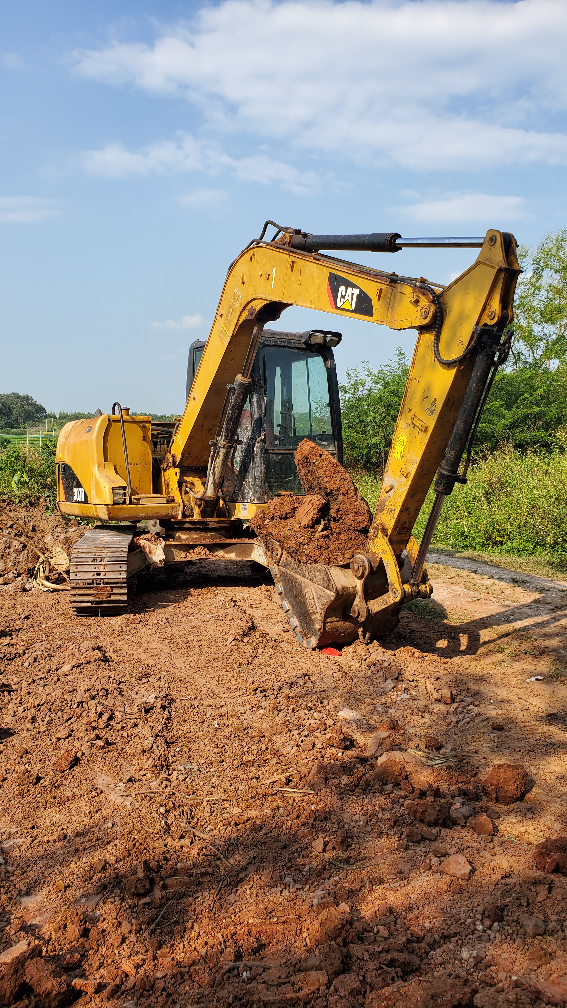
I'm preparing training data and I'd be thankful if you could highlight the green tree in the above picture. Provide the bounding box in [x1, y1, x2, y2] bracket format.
[0, 392, 47, 430]
[56, 411, 93, 424]
[477, 365, 567, 453]
[513, 229, 567, 369]
[339, 349, 409, 472]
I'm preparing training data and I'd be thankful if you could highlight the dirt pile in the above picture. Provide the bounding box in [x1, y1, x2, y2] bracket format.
[251, 439, 373, 565]
[0, 504, 85, 592]
[1, 540, 567, 1006]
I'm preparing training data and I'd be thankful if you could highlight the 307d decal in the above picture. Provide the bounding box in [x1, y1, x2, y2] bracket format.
[327, 272, 373, 316]
[58, 462, 88, 504]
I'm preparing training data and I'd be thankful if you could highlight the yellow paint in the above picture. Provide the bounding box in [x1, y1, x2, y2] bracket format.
[56, 412, 182, 520]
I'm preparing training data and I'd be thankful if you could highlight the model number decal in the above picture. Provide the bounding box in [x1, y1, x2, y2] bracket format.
[392, 434, 407, 461]
[59, 463, 89, 504]
[327, 272, 373, 316]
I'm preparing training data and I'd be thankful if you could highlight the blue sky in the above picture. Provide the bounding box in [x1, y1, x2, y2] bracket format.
[2, 0, 567, 414]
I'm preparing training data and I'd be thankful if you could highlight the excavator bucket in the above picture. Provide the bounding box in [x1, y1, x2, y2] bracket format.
[251, 440, 412, 648]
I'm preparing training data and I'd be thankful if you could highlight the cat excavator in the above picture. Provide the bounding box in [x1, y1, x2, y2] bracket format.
[56, 223, 519, 647]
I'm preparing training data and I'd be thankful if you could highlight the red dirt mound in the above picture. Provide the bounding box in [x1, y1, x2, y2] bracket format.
[251, 439, 372, 565]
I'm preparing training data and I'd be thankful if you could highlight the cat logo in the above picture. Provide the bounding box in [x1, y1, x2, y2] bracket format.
[327, 272, 373, 316]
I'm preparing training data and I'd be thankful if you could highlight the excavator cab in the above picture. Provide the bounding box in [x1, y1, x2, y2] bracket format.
[186, 329, 343, 503]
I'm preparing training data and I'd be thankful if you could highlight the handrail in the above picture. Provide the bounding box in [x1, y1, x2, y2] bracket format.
[111, 402, 132, 504]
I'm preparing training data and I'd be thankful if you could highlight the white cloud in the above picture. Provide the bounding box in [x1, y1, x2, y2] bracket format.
[81, 131, 321, 193]
[0, 197, 59, 224]
[72, 0, 567, 170]
[151, 313, 205, 330]
[390, 192, 530, 224]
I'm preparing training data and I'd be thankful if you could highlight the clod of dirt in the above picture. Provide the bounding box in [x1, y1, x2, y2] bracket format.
[481, 762, 528, 804]
[250, 438, 372, 565]
[431, 840, 448, 857]
[520, 914, 546, 937]
[313, 905, 350, 945]
[367, 974, 477, 1008]
[423, 734, 443, 751]
[0, 941, 41, 1004]
[468, 812, 495, 835]
[533, 836, 567, 874]
[407, 798, 451, 827]
[52, 749, 77, 773]
[450, 803, 475, 826]
[24, 957, 74, 1008]
[405, 824, 438, 843]
[440, 854, 473, 879]
[529, 976, 567, 1005]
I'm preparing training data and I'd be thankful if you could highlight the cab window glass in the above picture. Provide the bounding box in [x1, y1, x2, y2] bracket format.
[261, 348, 334, 450]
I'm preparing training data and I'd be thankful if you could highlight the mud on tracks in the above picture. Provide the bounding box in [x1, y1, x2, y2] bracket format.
[0, 552, 567, 1006]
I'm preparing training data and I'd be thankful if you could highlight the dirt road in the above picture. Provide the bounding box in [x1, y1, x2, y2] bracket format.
[1, 550, 567, 1007]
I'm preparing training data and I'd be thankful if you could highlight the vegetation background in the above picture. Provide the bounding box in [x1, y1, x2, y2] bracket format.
[1, 230, 566, 573]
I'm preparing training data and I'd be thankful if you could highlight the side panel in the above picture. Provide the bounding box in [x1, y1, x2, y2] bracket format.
[103, 418, 153, 494]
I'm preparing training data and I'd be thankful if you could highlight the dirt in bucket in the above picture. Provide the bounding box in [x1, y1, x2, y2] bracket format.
[250, 439, 372, 565]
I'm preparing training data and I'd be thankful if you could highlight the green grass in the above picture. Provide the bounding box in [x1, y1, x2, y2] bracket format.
[354, 446, 567, 575]
[427, 547, 567, 582]
[404, 598, 448, 620]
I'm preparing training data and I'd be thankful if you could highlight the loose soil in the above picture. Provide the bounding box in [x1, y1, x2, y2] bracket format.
[251, 440, 372, 565]
[1, 527, 567, 1007]
[0, 505, 85, 591]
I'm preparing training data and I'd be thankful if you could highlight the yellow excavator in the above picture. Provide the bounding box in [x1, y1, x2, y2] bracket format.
[56, 223, 519, 647]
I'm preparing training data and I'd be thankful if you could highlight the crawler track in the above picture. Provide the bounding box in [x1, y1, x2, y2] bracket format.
[69, 526, 136, 616]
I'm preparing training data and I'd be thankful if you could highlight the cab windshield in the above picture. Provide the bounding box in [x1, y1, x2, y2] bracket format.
[260, 347, 334, 451]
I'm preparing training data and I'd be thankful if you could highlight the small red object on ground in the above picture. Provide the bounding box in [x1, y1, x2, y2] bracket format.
[321, 647, 341, 656]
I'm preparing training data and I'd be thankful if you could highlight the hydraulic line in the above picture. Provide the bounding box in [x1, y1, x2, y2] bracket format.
[111, 402, 132, 504]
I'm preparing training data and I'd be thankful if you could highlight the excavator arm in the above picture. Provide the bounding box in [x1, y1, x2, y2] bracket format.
[164, 226, 518, 647]
[168, 227, 517, 525]
[168, 240, 437, 477]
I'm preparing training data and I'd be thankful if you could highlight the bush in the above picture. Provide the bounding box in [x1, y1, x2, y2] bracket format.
[415, 446, 567, 562]
[339, 350, 409, 472]
[355, 446, 567, 569]
[0, 441, 58, 508]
